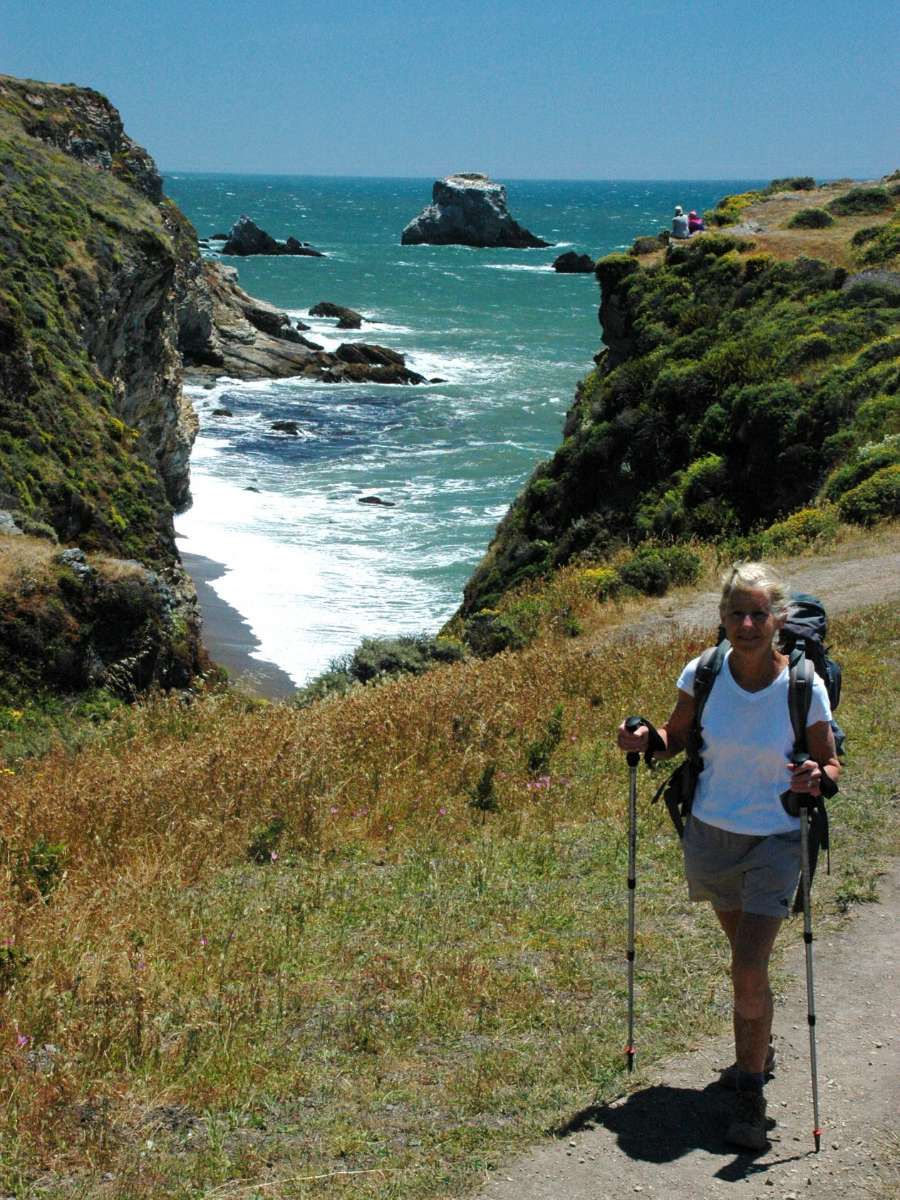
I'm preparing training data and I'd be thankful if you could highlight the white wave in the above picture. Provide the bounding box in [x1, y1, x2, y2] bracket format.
[178, 471, 458, 685]
[482, 263, 554, 273]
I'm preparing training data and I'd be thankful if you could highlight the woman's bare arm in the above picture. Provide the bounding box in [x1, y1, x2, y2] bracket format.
[617, 688, 697, 759]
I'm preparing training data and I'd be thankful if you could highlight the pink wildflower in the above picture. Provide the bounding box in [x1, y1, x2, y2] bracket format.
[270, 850, 279, 862]
[16, 1033, 29, 1048]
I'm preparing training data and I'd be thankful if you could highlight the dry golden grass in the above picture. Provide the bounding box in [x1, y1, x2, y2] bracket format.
[0, 533, 57, 590]
[0, 583, 897, 1198]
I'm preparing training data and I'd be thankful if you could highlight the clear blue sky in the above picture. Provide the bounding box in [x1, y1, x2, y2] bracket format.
[4, 0, 898, 179]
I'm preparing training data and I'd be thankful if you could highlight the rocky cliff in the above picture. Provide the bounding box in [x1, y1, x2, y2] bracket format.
[461, 179, 900, 616]
[0, 75, 206, 694]
[0, 75, 197, 558]
[401, 173, 551, 248]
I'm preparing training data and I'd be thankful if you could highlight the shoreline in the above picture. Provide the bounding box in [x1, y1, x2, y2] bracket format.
[180, 550, 298, 701]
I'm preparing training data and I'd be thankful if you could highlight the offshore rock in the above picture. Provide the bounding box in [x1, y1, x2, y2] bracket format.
[222, 215, 324, 257]
[401, 173, 551, 248]
[553, 251, 595, 273]
[309, 301, 364, 328]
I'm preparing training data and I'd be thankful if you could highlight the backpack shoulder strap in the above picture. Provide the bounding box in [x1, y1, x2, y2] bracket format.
[788, 648, 815, 756]
[688, 641, 728, 762]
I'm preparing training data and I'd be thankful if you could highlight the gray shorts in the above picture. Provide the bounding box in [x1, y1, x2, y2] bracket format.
[683, 816, 801, 918]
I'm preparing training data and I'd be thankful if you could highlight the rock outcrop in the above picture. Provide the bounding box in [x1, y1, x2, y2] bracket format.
[0, 538, 207, 698]
[401, 173, 551, 248]
[552, 251, 595, 273]
[221, 215, 324, 257]
[181, 264, 425, 384]
[309, 301, 363, 328]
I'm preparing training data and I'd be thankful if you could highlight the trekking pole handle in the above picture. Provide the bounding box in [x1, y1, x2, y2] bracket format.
[624, 716, 643, 767]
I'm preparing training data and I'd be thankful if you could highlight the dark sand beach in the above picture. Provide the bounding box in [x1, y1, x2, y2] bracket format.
[181, 551, 298, 701]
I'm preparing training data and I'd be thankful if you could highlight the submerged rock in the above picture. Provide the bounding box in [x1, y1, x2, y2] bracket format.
[401, 173, 551, 248]
[222, 215, 325, 257]
[358, 496, 396, 507]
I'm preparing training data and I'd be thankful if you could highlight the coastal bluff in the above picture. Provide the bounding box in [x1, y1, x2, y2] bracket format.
[401, 173, 551, 248]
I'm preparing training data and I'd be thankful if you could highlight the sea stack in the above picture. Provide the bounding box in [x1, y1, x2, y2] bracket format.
[401, 173, 551, 248]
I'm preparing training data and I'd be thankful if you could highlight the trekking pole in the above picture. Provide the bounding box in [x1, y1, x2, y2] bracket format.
[798, 794, 823, 1152]
[624, 716, 642, 1073]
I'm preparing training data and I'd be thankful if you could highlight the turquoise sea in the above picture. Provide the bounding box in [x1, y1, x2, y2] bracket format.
[164, 175, 760, 685]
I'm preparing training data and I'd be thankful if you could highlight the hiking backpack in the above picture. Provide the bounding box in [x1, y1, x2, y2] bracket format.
[653, 593, 843, 902]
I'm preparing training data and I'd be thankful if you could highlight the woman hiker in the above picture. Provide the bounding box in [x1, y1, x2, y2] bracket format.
[616, 562, 840, 1151]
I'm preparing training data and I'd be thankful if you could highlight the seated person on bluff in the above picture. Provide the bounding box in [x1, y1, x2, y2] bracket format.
[672, 205, 691, 238]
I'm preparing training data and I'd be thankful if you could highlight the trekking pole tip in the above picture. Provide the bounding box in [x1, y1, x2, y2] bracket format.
[814, 1128, 822, 1152]
[625, 1045, 635, 1071]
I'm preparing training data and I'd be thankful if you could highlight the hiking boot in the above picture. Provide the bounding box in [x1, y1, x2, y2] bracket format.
[718, 1042, 776, 1090]
[726, 1089, 772, 1152]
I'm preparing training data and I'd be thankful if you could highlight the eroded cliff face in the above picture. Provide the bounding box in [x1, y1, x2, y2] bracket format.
[0, 75, 205, 693]
[0, 74, 197, 552]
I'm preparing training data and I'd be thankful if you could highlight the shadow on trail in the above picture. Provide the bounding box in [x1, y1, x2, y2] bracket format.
[558, 1083, 806, 1181]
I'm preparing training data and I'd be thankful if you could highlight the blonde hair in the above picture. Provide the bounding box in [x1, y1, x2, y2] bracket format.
[719, 561, 789, 621]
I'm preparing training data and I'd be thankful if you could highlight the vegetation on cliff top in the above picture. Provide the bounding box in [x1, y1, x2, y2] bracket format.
[462, 176, 899, 617]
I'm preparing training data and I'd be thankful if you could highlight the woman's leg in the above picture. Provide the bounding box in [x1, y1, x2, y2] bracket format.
[728, 913, 783, 1073]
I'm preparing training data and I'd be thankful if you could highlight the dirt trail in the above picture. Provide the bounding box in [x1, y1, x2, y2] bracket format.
[474, 544, 900, 1200]
[476, 863, 898, 1200]
[621, 549, 900, 642]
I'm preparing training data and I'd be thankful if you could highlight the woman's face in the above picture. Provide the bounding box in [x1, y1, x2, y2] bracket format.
[722, 586, 783, 653]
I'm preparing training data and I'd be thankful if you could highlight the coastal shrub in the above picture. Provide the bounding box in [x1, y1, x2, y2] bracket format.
[851, 226, 881, 247]
[759, 505, 840, 554]
[464, 608, 530, 657]
[788, 208, 834, 229]
[703, 191, 761, 227]
[853, 394, 900, 441]
[654, 545, 703, 585]
[856, 218, 900, 267]
[836, 464, 900, 524]
[295, 634, 466, 705]
[349, 634, 465, 683]
[0, 944, 30, 994]
[618, 549, 671, 596]
[827, 187, 894, 216]
[764, 176, 816, 193]
[579, 566, 621, 600]
[552, 513, 613, 566]
[594, 253, 640, 289]
[821, 438, 900, 501]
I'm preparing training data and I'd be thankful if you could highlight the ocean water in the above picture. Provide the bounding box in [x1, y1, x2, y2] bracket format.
[165, 175, 759, 685]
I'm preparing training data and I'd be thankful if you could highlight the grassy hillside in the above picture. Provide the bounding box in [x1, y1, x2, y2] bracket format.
[0, 544, 897, 1197]
[462, 176, 899, 617]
